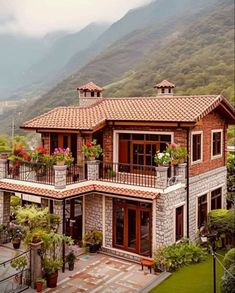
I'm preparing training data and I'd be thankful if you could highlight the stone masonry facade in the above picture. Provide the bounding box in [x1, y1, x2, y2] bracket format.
[85, 194, 103, 232]
[105, 196, 113, 247]
[0, 191, 11, 225]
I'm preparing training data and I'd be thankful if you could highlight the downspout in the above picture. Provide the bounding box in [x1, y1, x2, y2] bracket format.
[62, 198, 66, 273]
[186, 128, 190, 238]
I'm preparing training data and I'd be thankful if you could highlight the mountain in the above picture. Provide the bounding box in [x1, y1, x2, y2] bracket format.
[21, 23, 109, 91]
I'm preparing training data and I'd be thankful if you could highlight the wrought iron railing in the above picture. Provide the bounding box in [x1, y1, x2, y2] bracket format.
[99, 162, 157, 188]
[0, 249, 31, 293]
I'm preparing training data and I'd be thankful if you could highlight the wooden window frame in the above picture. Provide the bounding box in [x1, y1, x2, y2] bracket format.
[211, 129, 223, 159]
[197, 194, 208, 229]
[191, 131, 203, 164]
[211, 187, 222, 210]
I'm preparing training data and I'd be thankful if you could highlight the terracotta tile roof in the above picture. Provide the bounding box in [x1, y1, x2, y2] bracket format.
[77, 82, 103, 91]
[154, 80, 175, 88]
[0, 181, 157, 200]
[22, 94, 235, 130]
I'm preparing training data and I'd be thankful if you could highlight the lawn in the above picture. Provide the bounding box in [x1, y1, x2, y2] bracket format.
[150, 252, 225, 293]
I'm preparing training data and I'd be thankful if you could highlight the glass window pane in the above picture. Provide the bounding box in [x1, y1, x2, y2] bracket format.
[115, 207, 124, 245]
[159, 135, 171, 142]
[132, 134, 145, 140]
[140, 211, 150, 255]
[128, 209, 136, 248]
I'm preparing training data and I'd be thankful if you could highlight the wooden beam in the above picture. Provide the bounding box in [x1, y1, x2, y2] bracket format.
[36, 129, 80, 134]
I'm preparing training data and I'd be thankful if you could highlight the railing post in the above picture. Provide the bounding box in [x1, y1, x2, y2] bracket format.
[155, 166, 168, 189]
[176, 163, 187, 184]
[53, 165, 67, 189]
[0, 159, 7, 179]
[30, 241, 43, 288]
[87, 160, 100, 180]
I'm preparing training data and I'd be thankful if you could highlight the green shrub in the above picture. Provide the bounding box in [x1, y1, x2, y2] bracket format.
[223, 248, 235, 270]
[221, 264, 235, 293]
[154, 241, 207, 272]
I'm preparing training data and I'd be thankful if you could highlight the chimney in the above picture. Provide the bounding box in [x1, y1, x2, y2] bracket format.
[154, 80, 175, 96]
[77, 82, 103, 107]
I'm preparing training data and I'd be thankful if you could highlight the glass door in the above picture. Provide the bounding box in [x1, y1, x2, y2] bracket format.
[127, 208, 137, 251]
[140, 210, 151, 255]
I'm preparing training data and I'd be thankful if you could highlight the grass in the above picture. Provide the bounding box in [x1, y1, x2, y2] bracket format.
[150, 251, 225, 293]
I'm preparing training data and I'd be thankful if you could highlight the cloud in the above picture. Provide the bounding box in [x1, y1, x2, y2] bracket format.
[0, 0, 152, 36]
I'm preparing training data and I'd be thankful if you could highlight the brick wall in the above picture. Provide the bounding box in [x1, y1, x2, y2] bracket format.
[189, 111, 227, 177]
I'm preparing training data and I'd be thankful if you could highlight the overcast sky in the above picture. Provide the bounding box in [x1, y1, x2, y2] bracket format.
[0, 0, 152, 37]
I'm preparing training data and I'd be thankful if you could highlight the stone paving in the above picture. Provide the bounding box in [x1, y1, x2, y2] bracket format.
[45, 254, 159, 293]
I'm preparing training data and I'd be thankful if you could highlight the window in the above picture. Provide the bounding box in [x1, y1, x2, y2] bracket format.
[168, 88, 171, 94]
[91, 91, 95, 97]
[161, 88, 165, 94]
[212, 130, 222, 158]
[175, 205, 184, 241]
[198, 194, 207, 229]
[211, 188, 222, 210]
[192, 132, 202, 163]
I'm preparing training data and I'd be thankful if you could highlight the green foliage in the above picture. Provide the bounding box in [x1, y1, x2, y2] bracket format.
[221, 264, 235, 293]
[42, 257, 63, 274]
[83, 229, 103, 245]
[66, 251, 77, 264]
[10, 195, 21, 208]
[208, 209, 235, 237]
[82, 140, 103, 159]
[223, 248, 235, 270]
[11, 253, 27, 271]
[153, 241, 207, 272]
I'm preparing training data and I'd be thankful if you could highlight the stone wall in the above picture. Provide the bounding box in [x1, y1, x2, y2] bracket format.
[105, 196, 113, 247]
[155, 165, 227, 247]
[53, 200, 63, 233]
[85, 194, 103, 232]
[0, 191, 11, 225]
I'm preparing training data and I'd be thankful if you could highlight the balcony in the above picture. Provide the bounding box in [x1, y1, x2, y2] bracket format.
[0, 160, 185, 190]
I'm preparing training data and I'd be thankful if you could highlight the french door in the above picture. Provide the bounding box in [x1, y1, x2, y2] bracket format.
[113, 201, 152, 256]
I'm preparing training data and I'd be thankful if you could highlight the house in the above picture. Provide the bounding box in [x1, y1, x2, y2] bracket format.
[0, 80, 234, 261]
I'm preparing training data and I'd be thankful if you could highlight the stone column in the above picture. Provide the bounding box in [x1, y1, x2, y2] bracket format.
[87, 160, 100, 180]
[156, 166, 169, 189]
[30, 241, 43, 288]
[53, 165, 67, 189]
[0, 191, 10, 225]
[53, 200, 63, 234]
[152, 198, 157, 256]
[176, 163, 187, 184]
[0, 159, 7, 179]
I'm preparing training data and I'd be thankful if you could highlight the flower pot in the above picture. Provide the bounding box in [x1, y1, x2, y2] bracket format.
[12, 239, 21, 249]
[56, 160, 65, 166]
[46, 272, 58, 288]
[89, 156, 96, 161]
[36, 282, 44, 292]
[89, 243, 99, 253]
[68, 263, 74, 271]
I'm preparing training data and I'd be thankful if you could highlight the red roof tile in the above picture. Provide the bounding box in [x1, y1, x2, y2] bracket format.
[154, 80, 175, 88]
[0, 181, 157, 200]
[77, 82, 103, 91]
[22, 95, 235, 130]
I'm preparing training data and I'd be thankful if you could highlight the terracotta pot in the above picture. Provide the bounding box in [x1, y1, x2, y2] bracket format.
[56, 160, 65, 166]
[12, 239, 21, 249]
[68, 263, 74, 271]
[89, 156, 96, 161]
[46, 272, 58, 288]
[36, 282, 44, 292]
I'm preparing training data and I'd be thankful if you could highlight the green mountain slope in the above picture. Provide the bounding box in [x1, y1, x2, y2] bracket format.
[106, 0, 234, 101]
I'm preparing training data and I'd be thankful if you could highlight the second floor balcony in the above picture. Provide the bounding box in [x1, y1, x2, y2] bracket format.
[0, 159, 186, 191]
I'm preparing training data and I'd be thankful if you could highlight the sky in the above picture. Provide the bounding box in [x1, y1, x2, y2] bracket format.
[0, 0, 152, 37]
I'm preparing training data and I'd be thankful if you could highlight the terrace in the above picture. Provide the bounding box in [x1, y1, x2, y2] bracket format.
[0, 160, 185, 191]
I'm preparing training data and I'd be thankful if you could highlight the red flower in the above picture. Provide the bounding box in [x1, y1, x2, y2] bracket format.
[86, 141, 92, 147]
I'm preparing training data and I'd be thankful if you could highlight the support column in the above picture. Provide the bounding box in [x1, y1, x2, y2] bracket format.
[152, 198, 157, 256]
[0, 159, 7, 179]
[53, 165, 67, 189]
[82, 195, 85, 236]
[30, 241, 43, 288]
[53, 200, 63, 233]
[176, 163, 187, 184]
[156, 166, 168, 189]
[102, 195, 105, 247]
[87, 160, 100, 180]
[0, 191, 10, 225]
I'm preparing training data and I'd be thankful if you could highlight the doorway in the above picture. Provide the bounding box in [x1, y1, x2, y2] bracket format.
[113, 199, 152, 256]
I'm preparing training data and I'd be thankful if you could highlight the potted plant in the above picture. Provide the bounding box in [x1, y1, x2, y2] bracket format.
[11, 253, 28, 285]
[83, 229, 103, 253]
[66, 251, 77, 271]
[35, 277, 45, 292]
[43, 257, 63, 288]
[8, 144, 31, 176]
[8, 223, 24, 249]
[154, 151, 171, 167]
[166, 143, 187, 164]
[82, 140, 102, 160]
[52, 147, 74, 166]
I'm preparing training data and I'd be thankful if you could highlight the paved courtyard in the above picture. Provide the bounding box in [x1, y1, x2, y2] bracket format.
[45, 254, 159, 293]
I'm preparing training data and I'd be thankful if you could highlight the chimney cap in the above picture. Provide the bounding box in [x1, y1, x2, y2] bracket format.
[77, 81, 103, 92]
[154, 80, 175, 88]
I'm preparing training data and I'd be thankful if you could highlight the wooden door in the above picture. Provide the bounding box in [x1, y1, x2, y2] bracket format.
[176, 206, 184, 241]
